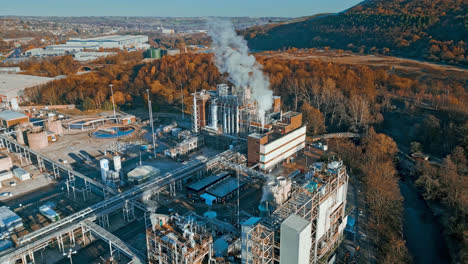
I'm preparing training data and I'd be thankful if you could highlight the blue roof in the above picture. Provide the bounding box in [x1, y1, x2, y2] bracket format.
[0, 110, 27, 121]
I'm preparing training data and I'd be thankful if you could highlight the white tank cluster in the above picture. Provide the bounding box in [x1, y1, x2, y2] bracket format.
[101, 156, 123, 187]
[269, 176, 292, 205]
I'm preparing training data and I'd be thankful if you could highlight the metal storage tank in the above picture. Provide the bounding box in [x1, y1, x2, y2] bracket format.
[105, 170, 120, 187]
[113, 155, 121, 172]
[27, 131, 48, 150]
[100, 159, 109, 183]
[46, 118, 64, 136]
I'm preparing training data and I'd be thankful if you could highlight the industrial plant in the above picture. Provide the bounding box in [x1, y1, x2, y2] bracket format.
[0, 80, 350, 264]
[0, 18, 351, 264]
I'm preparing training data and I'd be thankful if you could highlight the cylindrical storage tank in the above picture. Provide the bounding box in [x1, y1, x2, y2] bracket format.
[211, 101, 217, 128]
[113, 155, 121, 172]
[27, 131, 48, 150]
[100, 159, 109, 183]
[277, 176, 286, 186]
[47, 119, 64, 136]
[268, 181, 278, 189]
[106, 170, 120, 187]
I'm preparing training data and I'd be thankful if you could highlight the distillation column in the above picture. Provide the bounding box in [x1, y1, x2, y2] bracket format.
[211, 100, 217, 129]
[236, 107, 240, 135]
[223, 104, 227, 133]
[193, 95, 198, 133]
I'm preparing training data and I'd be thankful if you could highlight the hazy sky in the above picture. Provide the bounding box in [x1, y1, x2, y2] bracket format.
[2, 0, 363, 17]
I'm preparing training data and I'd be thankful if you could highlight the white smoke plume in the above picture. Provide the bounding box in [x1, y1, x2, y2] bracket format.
[207, 18, 273, 126]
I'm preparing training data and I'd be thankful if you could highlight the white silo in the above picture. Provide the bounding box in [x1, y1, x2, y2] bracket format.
[210, 100, 217, 128]
[100, 158, 109, 183]
[113, 155, 122, 172]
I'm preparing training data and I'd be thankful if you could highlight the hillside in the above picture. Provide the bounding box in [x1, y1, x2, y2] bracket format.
[243, 0, 468, 66]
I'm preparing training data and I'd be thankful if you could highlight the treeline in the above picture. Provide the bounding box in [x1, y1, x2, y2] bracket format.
[330, 129, 410, 263]
[12, 55, 79, 77]
[24, 51, 143, 108]
[243, 0, 468, 66]
[415, 147, 467, 262]
[24, 51, 468, 139]
[148, 32, 211, 50]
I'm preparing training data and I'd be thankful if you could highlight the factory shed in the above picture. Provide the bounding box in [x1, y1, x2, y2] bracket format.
[0, 206, 23, 232]
[207, 177, 246, 203]
[0, 111, 29, 128]
[187, 171, 230, 194]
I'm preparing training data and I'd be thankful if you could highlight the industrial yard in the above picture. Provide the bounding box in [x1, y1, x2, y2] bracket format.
[0, 78, 353, 264]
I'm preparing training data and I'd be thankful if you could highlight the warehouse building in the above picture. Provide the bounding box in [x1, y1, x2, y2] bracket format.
[0, 111, 29, 128]
[206, 177, 246, 203]
[187, 171, 230, 195]
[65, 35, 149, 50]
[0, 74, 54, 109]
[0, 206, 23, 232]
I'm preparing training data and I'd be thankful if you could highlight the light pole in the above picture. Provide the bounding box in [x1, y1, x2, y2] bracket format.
[63, 248, 77, 264]
[109, 84, 117, 123]
[147, 89, 157, 159]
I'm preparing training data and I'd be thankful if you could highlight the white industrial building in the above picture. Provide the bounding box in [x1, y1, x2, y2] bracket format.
[24, 35, 149, 57]
[0, 206, 23, 232]
[280, 214, 312, 264]
[242, 160, 349, 264]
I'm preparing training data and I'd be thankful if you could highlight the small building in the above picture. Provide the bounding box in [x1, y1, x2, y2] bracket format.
[13, 168, 30, 181]
[0, 206, 23, 232]
[127, 165, 160, 184]
[120, 115, 136, 125]
[164, 136, 203, 159]
[0, 111, 29, 128]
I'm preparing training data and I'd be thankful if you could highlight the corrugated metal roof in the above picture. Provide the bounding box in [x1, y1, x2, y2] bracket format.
[0, 110, 27, 121]
[0, 74, 54, 98]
